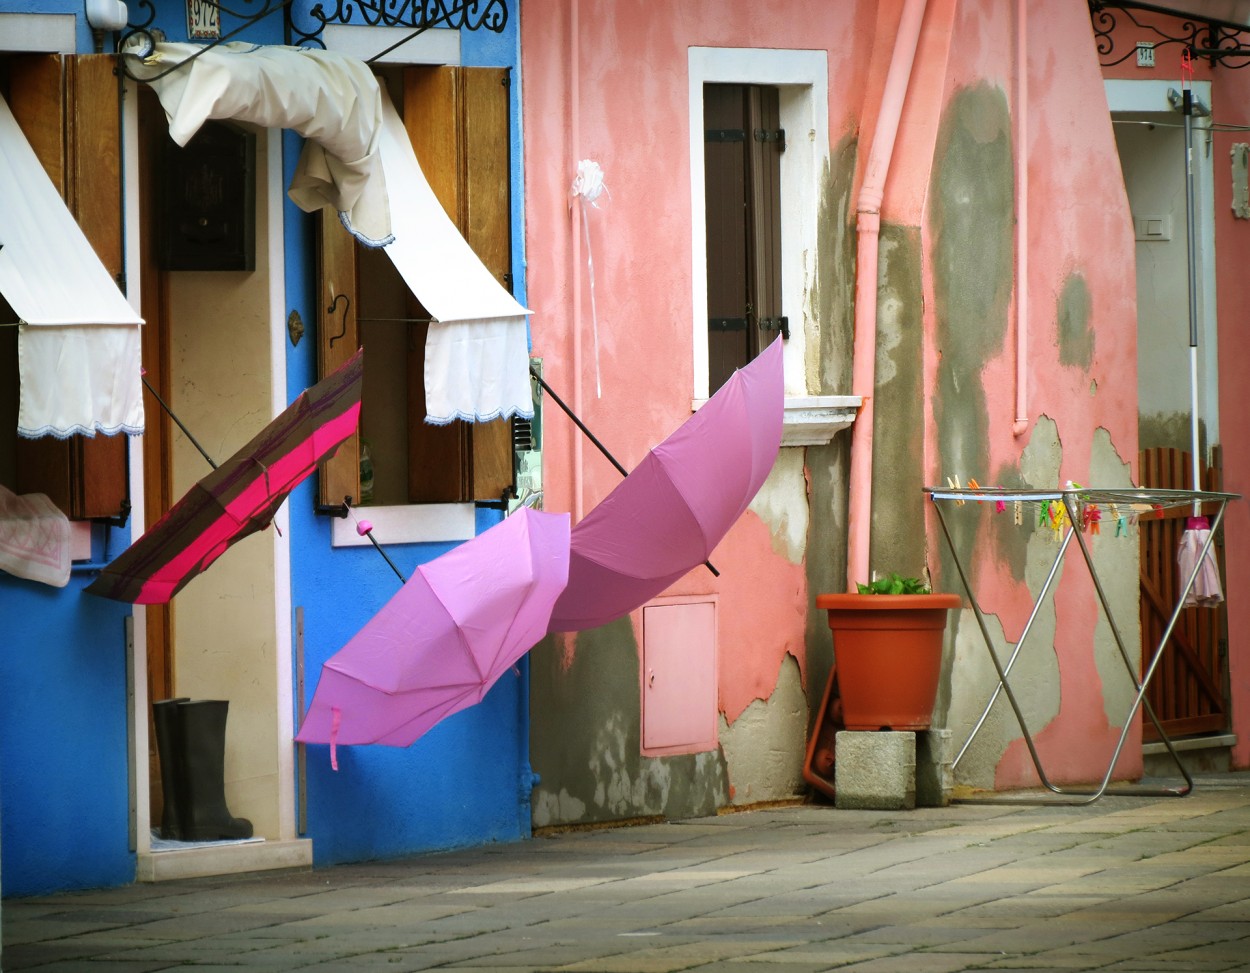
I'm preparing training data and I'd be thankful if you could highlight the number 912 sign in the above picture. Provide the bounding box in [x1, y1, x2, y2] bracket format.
[187, 0, 220, 39]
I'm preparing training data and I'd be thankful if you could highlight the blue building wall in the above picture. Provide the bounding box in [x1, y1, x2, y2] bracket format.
[284, 9, 533, 867]
[0, 543, 135, 896]
[1, 0, 530, 897]
[0, 0, 144, 899]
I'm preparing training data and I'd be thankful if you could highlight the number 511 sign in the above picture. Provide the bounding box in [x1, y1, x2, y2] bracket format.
[187, 0, 220, 39]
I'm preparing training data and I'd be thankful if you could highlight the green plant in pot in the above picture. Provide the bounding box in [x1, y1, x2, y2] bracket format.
[816, 573, 960, 731]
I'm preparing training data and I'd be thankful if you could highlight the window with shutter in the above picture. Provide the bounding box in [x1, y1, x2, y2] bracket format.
[317, 65, 515, 511]
[1, 54, 129, 521]
[703, 83, 783, 395]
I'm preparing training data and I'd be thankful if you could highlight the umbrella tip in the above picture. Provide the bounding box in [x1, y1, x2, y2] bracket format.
[356, 519, 373, 536]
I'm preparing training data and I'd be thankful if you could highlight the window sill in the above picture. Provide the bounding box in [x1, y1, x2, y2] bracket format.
[781, 396, 861, 447]
[331, 503, 476, 548]
[691, 394, 861, 447]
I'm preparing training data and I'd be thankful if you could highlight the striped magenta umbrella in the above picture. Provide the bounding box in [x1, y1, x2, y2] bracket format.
[87, 348, 363, 604]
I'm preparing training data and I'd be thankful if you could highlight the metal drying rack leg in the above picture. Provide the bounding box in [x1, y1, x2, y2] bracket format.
[935, 493, 1229, 806]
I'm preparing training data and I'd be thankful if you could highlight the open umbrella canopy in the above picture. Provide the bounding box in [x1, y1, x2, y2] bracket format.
[547, 338, 783, 633]
[87, 349, 364, 604]
[296, 507, 570, 751]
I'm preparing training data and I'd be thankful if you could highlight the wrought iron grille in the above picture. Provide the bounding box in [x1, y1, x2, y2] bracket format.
[1090, 0, 1250, 68]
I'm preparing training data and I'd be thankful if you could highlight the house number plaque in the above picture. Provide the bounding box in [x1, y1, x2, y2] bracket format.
[187, 0, 220, 39]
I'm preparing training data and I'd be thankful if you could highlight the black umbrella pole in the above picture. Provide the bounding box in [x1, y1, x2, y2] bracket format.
[529, 367, 628, 478]
[530, 367, 719, 578]
[364, 529, 408, 585]
[141, 375, 218, 470]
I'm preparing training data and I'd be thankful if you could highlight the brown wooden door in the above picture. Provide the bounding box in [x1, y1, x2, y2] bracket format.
[1138, 446, 1228, 741]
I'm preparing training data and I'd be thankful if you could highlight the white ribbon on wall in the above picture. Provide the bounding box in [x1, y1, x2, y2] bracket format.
[570, 160, 608, 398]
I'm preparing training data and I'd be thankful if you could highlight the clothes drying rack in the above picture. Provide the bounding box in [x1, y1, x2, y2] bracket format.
[925, 485, 1239, 806]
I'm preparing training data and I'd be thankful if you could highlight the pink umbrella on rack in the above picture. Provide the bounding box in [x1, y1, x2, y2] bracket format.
[547, 338, 784, 633]
[296, 507, 570, 760]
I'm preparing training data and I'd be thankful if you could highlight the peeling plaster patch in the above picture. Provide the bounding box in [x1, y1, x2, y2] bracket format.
[719, 654, 807, 805]
[874, 233, 908, 387]
[1019, 416, 1063, 487]
[529, 621, 729, 829]
[1141, 412, 1205, 453]
[803, 437, 849, 731]
[940, 417, 1063, 788]
[1089, 427, 1140, 729]
[1057, 272, 1095, 369]
[872, 225, 925, 576]
[930, 83, 1014, 595]
[532, 789, 587, 829]
[749, 449, 809, 564]
[811, 136, 858, 395]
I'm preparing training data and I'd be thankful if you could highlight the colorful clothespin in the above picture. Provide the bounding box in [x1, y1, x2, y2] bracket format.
[968, 478, 983, 503]
[994, 486, 1007, 514]
[947, 475, 964, 505]
[1083, 504, 1101, 535]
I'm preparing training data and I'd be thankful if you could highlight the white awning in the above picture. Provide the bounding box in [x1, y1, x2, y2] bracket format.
[376, 88, 533, 424]
[123, 39, 393, 248]
[126, 39, 533, 424]
[0, 94, 144, 439]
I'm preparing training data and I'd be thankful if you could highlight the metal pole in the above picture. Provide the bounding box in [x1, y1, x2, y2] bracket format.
[532, 366, 720, 578]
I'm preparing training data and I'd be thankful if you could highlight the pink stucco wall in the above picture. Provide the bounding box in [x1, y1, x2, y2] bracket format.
[520, 0, 869, 728]
[522, 0, 1232, 802]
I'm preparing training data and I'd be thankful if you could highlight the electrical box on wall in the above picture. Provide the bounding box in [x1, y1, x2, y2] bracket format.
[159, 121, 256, 271]
[641, 596, 718, 756]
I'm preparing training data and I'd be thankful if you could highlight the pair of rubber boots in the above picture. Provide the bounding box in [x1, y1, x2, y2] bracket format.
[153, 698, 253, 841]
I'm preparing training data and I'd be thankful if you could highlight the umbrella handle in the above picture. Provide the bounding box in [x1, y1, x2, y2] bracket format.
[348, 509, 408, 585]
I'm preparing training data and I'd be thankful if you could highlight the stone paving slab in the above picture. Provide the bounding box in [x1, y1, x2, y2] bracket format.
[5, 773, 1250, 971]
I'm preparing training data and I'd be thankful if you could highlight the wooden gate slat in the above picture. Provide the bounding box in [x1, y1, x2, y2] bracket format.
[1137, 447, 1228, 742]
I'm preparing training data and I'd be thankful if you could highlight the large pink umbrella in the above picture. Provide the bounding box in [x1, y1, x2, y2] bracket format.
[547, 338, 783, 633]
[296, 507, 570, 756]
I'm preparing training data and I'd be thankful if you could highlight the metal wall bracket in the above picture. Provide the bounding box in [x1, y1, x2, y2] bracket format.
[1090, 1, 1250, 68]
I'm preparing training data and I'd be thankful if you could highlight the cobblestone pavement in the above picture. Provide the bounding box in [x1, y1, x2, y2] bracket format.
[5, 773, 1250, 972]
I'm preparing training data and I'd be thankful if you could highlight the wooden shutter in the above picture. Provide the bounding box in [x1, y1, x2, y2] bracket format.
[317, 67, 515, 507]
[9, 54, 129, 521]
[404, 65, 514, 504]
[316, 207, 362, 509]
[703, 84, 782, 395]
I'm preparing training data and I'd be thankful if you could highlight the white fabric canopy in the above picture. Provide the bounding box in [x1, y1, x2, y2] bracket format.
[377, 89, 533, 423]
[0, 94, 144, 439]
[123, 39, 393, 248]
[125, 40, 532, 423]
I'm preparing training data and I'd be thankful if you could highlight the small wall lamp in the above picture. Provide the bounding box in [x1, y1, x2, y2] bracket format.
[85, 0, 128, 52]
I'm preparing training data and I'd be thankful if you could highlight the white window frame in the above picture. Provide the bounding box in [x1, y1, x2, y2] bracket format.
[688, 47, 827, 405]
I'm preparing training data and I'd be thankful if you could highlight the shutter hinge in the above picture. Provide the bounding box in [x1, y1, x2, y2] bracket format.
[754, 128, 786, 151]
[759, 316, 790, 340]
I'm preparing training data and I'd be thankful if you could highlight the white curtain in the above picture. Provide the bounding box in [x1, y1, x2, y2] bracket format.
[376, 88, 533, 423]
[0, 94, 144, 439]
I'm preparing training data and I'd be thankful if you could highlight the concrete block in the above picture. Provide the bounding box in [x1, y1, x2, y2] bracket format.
[916, 728, 954, 807]
[835, 731, 915, 810]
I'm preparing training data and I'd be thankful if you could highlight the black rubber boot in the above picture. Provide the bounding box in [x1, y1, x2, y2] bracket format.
[175, 699, 253, 841]
[152, 697, 190, 840]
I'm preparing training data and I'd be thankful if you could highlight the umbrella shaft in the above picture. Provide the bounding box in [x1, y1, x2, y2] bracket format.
[141, 376, 218, 471]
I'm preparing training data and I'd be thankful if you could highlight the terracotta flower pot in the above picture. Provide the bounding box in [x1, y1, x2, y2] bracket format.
[815, 593, 961, 731]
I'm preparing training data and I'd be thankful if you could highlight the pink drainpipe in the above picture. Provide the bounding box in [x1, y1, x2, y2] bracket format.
[1013, 0, 1029, 438]
[846, 0, 929, 591]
